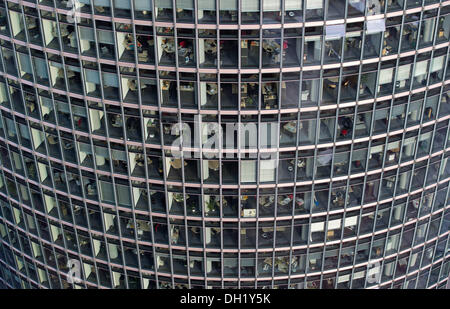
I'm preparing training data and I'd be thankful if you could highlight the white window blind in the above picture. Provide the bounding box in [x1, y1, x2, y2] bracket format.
[50, 61, 63, 69]
[285, 0, 302, 10]
[348, 0, 364, 12]
[102, 72, 119, 87]
[325, 24, 345, 39]
[84, 69, 100, 84]
[333, 153, 347, 164]
[116, 184, 131, 206]
[386, 234, 400, 251]
[344, 216, 357, 227]
[317, 148, 332, 166]
[18, 53, 32, 74]
[198, 0, 216, 10]
[155, 0, 172, 8]
[71, 105, 87, 117]
[19, 124, 30, 140]
[397, 64, 411, 81]
[94, 0, 110, 7]
[176, 0, 194, 9]
[66, 65, 81, 73]
[134, 0, 152, 11]
[114, 0, 130, 9]
[305, 35, 321, 42]
[78, 27, 95, 42]
[352, 149, 366, 161]
[56, 101, 70, 113]
[240, 160, 256, 183]
[353, 270, 366, 280]
[346, 31, 361, 38]
[431, 56, 445, 72]
[379, 68, 393, 84]
[78, 142, 92, 154]
[311, 221, 324, 232]
[33, 57, 48, 78]
[419, 132, 432, 141]
[338, 274, 351, 283]
[414, 61, 429, 76]
[220, 0, 237, 10]
[374, 108, 388, 120]
[367, 19, 386, 34]
[40, 97, 53, 109]
[403, 137, 416, 146]
[259, 160, 276, 182]
[328, 219, 341, 230]
[97, 30, 114, 44]
[242, 0, 259, 12]
[95, 146, 109, 157]
[306, 0, 323, 9]
[264, 0, 280, 11]
[111, 149, 126, 160]
[370, 145, 384, 154]
[387, 141, 400, 150]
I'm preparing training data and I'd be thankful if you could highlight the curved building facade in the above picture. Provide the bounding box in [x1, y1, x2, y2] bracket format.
[0, 0, 449, 289]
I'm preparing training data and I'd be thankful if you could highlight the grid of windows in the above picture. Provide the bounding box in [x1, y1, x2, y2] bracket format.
[0, 0, 449, 289]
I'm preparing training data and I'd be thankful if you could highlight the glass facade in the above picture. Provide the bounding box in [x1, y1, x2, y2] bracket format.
[0, 0, 449, 289]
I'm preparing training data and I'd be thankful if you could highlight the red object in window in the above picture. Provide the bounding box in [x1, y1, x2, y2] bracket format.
[77, 118, 82, 127]
[283, 40, 288, 49]
[341, 129, 348, 136]
[179, 40, 186, 48]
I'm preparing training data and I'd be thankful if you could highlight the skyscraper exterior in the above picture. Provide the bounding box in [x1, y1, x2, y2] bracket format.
[0, 0, 449, 290]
